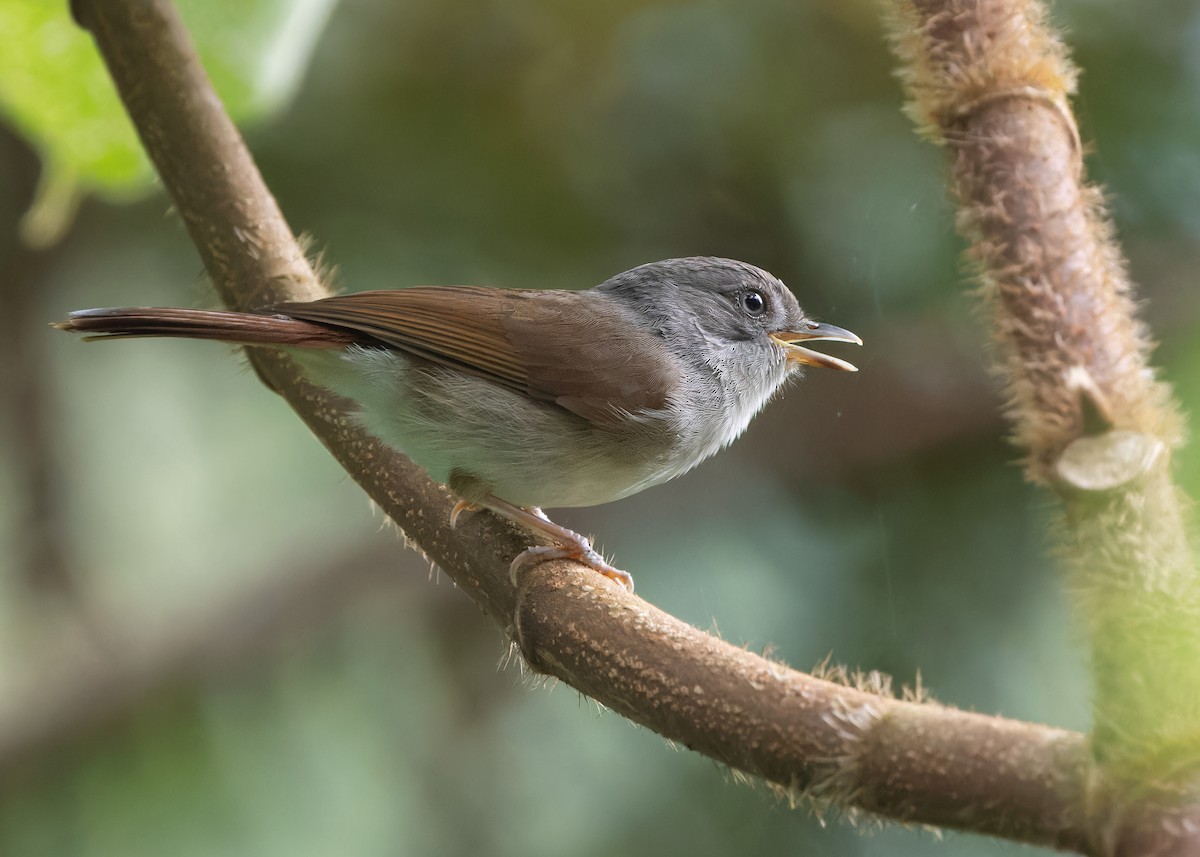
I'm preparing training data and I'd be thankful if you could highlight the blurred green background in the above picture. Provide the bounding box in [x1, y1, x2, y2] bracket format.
[1, 0, 1198, 854]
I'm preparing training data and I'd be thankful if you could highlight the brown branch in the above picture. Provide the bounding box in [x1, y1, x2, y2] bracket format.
[886, 0, 1200, 852]
[65, 0, 1117, 850]
[0, 133, 79, 603]
[518, 563, 1095, 850]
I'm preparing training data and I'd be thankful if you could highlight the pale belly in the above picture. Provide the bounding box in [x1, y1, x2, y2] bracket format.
[296, 347, 689, 508]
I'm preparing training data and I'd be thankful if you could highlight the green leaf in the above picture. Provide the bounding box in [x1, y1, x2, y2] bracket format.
[0, 0, 338, 245]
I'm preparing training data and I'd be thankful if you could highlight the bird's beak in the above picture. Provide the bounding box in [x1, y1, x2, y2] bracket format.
[770, 322, 862, 372]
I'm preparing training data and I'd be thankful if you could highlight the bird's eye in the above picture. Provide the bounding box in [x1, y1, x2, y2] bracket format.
[741, 290, 767, 316]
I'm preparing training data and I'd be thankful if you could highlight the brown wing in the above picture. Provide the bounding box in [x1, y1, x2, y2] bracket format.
[276, 287, 527, 392]
[274, 287, 677, 428]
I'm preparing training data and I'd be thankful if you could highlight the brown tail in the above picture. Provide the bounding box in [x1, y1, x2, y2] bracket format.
[53, 307, 357, 349]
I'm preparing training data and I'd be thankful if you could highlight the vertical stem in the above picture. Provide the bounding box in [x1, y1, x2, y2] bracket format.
[886, 0, 1200, 829]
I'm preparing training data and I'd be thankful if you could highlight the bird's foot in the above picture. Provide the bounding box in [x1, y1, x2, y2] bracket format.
[459, 494, 635, 592]
[509, 536, 635, 592]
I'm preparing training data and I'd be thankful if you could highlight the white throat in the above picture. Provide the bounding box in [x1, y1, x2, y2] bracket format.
[658, 332, 793, 483]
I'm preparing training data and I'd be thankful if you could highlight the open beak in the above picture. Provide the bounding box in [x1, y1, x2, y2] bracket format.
[770, 321, 862, 372]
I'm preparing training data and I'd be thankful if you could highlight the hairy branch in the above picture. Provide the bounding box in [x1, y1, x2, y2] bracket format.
[887, 0, 1200, 852]
[63, 0, 1140, 850]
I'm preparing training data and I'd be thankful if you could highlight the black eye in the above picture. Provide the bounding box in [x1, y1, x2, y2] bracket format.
[741, 290, 766, 316]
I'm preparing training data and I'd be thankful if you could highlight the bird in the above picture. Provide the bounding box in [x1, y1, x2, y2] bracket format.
[55, 256, 861, 591]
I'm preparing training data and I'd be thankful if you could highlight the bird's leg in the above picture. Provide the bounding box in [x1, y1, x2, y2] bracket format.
[474, 495, 634, 592]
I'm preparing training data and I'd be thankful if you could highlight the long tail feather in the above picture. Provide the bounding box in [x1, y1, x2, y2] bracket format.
[53, 307, 356, 349]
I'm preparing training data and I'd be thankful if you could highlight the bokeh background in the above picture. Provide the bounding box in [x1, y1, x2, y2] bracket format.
[2, 0, 1199, 854]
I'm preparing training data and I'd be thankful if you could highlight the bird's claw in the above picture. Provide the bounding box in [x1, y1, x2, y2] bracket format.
[454, 494, 635, 592]
[509, 539, 635, 592]
[449, 500, 480, 530]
